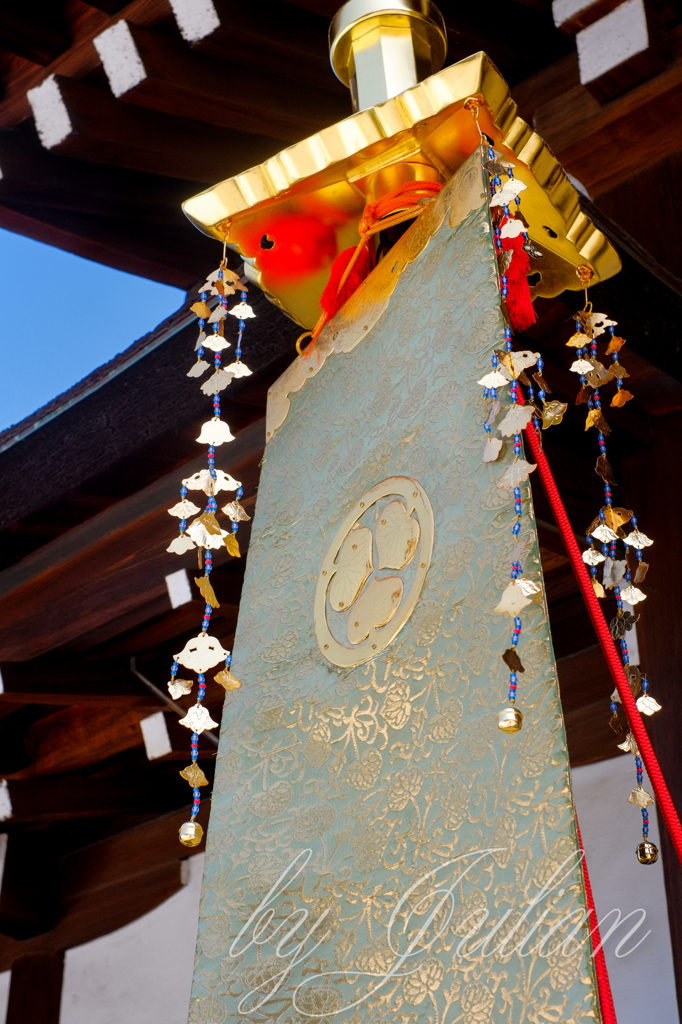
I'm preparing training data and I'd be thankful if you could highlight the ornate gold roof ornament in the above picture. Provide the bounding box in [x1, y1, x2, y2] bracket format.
[182, 0, 620, 328]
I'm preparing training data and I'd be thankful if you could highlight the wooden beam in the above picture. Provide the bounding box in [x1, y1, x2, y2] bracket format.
[5, 774, 194, 819]
[95, 21, 349, 142]
[0, 280, 292, 541]
[585, 159, 682, 296]
[0, 422, 264, 660]
[14, 707, 151, 777]
[0, 123, 208, 223]
[6, 952, 64, 1024]
[82, 0, 130, 11]
[581, 190, 682, 297]
[27, 75, 285, 182]
[0, 656, 164, 706]
[171, 0, 345, 90]
[0, 801, 209, 968]
[0, 418, 261, 586]
[573, 0, 669, 104]
[0, 3, 70, 66]
[0, 833, 61, 939]
[528, 24, 682, 195]
[97, 596, 239, 657]
[0, 200, 209, 290]
[564, 700, 626, 765]
[556, 645, 625, 766]
[0, 0, 170, 129]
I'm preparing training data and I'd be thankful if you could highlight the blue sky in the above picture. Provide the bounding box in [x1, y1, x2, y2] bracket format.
[0, 228, 185, 432]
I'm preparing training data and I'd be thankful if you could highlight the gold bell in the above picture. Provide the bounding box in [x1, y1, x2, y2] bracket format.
[497, 706, 524, 733]
[636, 840, 659, 865]
[178, 820, 204, 848]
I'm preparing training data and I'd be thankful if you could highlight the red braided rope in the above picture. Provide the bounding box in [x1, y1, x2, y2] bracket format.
[524, 424, 682, 867]
[577, 822, 618, 1023]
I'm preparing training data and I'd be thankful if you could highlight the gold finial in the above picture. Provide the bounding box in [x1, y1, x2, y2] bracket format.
[329, 0, 447, 111]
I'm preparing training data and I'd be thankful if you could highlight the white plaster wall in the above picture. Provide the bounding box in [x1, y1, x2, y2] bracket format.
[0, 972, 9, 1021]
[572, 755, 679, 1023]
[59, 854, 204, 1024]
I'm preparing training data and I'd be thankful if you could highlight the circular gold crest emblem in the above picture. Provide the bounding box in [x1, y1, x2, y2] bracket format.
[314, 476, 434, 668]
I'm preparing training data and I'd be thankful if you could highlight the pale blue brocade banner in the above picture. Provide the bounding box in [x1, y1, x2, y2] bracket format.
[189, 160, 601, 1024]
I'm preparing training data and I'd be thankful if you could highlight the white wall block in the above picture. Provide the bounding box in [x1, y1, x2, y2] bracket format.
[61, 854, 205, 1024]
[572, 757, 679, 1023]
[577, 0, 649, 84]
[27, 76, 72, 149]
[140, 712, 172, 760]
[553, 0, 620, 33]
[0, 782, 12, 823]
[165, 568, 193, 609]
[0, 972, 10, 1024]
[94, 21, 147, 98]
[168, 0, 220, 43]
[0, 834, 8, 891]
[622, 599, 641, 665]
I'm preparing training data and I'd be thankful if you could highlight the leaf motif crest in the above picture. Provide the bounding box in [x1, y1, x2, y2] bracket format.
[375, 500, 419, 570]
[347, 577, 404, 645]
[328, 526, 373, 611]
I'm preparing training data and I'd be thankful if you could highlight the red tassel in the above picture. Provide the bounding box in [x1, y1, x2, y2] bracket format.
[319, 243, 375, 324]
[501, 232, 537, 332]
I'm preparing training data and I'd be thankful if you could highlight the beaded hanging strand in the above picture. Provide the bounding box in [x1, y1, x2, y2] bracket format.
[165, 252, 255, 849]
[568, 266, 661, 864]
[468, 102, 548, 733]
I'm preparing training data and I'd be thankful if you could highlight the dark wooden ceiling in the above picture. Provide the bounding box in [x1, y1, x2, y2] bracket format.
[1, 0, 682, 1006]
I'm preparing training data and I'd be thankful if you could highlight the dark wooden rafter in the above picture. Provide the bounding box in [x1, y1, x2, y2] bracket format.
[517, 24, 682, 195]
[27, 75, 287, 182]
[0, 282, 294, 553]
[0, 803, 209, 957]
[0, 657, 168, 706]
[0, 116, 230, 284]
[95, 20, 351, 141]
[0, 3, 70, 66]
[0, 123, 208, 224]
[5, 952, 64, 1024]
[0, 420, 264, 661]
[0, 201, 212, 289]
[83, 0, 131, 13]
[175, 0, 344, 88]
[0, 1, 169, 128]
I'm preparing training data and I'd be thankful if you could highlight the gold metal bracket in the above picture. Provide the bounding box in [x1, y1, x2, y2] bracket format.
[183, 52, 620, 328]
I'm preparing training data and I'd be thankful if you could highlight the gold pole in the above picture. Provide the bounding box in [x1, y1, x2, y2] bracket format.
[329, 0, 447, 112]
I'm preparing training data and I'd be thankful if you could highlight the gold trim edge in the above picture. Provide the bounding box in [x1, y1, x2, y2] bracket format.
[183, 51, 619, 297]
[264, 151, 486, 441]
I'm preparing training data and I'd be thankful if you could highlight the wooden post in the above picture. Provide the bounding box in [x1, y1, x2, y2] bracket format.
[6, 952, 65, 1024]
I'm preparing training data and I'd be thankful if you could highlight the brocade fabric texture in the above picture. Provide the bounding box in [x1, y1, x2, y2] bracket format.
[189, 165, 601, 1024]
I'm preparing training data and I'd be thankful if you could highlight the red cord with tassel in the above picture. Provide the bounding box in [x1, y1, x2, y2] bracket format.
[501, 228, 537, 332]
[577, 822, 619, 1024]
[303, 180, 442, 352]
[524, 422, 682, 868]
[318, 242, 376, 328]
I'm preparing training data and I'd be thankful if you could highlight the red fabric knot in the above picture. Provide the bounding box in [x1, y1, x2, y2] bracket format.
[305, 180, 443, 352]
[500, 227, 537, 333]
